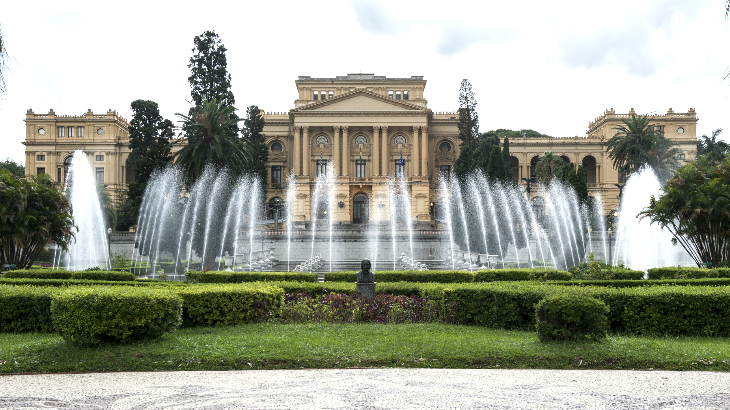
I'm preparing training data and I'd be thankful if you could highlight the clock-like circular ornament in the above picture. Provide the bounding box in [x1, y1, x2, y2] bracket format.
[315, 135, 328, 146]
[394, 135, 406, 146]
[354, 135, 367, 145]
[677, 127, 685, 134]
[97, 128, 104, 135]
[37, 128, 45, 135]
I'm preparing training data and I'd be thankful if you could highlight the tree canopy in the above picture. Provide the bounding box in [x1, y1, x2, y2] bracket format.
[640, 156, 730, 267]
[0, 170, 75, 269]
[242, 105, 267, 188]
[457, 79, 479, 148]
[188, 31, 235, 108]
[606, 114, 681, 182]
[697, 128, 730, 161]
[0, 158, 24, 178]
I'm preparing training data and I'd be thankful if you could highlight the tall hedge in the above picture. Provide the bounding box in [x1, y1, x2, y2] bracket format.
[0, 285, 58, 332]
[647, 267, 730, 280]
[175, 283, 284, 326]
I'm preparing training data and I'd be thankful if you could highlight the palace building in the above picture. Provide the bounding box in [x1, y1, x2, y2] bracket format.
[23, 74, 699, 224]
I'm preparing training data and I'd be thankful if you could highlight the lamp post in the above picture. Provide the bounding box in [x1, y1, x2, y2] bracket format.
[107, 227, 112, 270]
[614, 183, 625, 204]
[522, 177, 535, 196]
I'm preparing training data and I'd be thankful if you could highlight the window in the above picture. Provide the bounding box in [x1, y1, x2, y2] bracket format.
[403, 90, 409, 100]
[316, 159, 327, 177]
[657, 125, 665, 134]
[320, 91, 326, 100]
[353, 193, 369, 223]
[388, 90, 394, 99]
[313, 91, 319, 101]
[68, 126, 74, 138]
[394, 160, 405, 178]
[57, 167, 62, 184]
[96, 167, 104, 184]
[58, 127, 64, 137]
[677, 153, 685, 160]
[268, 197, 284, 220]
[271, 165, 282, 184]
[37, 167, 45, 175]
[77, 126, 84, 138]
[271, 142, 283, 152]
[315, 135, 328, 146]
[95, 155, 104, 162]
[396, 91, 402, 100]
[439, 142, 451, 152]
[440, 165, 451, 181]
[618, 170, 627, 184]
[356, 159, 366, 178]
[328, 91, 334, 99]
[37, 154, 46, 161]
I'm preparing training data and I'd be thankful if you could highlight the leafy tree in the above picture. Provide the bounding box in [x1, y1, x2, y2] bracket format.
[486, 145, 507, 181]
[457, 79, 479, 148]
[502, 137, 512, 180]
[452, 144, 475, 181]
[175, 99, 252, 185]
[640, 156, 730, 267]
[0, 170, 75, 269]
[472, 133, 499, 172]
[122, 100, 174, 229]
[606, 114, 681, 181]
[0, 158, 24, 178]
[242, 105, 267, 187]
[534, 151, 565, 184]
[697, 129, 730, 161]
[572, 165, 589, 203]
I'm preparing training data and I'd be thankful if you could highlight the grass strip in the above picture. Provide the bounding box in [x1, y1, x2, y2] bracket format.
[1, 323, 729, 373]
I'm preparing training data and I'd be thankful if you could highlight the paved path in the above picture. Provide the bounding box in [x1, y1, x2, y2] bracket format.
[1, 369, 729, 409]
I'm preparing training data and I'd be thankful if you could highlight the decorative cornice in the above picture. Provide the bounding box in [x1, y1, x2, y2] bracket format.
[292, 89, 425, 112]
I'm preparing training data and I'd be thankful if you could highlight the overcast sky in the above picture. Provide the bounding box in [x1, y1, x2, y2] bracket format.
[2, 0, 729, 165]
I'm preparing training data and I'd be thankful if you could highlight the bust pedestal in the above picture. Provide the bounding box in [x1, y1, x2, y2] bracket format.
[356, 282, 376, 299]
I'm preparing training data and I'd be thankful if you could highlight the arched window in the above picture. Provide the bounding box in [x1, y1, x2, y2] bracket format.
[439, 141, 452, 152]
[560, 155, 571, 164]
[353, 193, 369, 223]
[267, 197, 285, 220]
[530, 156, 540, 178]
[271, 142, 283, 152]
[582, 155, 597, 184]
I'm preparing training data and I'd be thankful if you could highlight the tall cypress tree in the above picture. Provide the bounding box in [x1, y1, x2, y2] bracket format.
[486, 145, 507, 181]
[457, 79, 479, 148]
[502, 137, 512, 180]
[243, 105, 267, 188]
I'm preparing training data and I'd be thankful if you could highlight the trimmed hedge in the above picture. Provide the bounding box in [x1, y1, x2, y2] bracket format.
[185, 271, 317, 284]
[175, 283, 284, 326]
[607, 269, 645, 280]
[0, 285, 58, 332]
[647, 267, 730, 280]
[324, 270, 475, 283]
[535, 294, 609, 342]
[2, 269, 135, 281]
[0, 278, 178, 287]
[50, 286, 183, 346]
[474, 269, 572, 282]
[550, 278, 730, 288]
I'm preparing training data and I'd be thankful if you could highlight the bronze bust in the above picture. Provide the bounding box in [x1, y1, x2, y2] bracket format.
[356, 258, 375, 283]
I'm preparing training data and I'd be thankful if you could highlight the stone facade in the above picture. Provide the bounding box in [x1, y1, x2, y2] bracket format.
[22, 74, 699, 222]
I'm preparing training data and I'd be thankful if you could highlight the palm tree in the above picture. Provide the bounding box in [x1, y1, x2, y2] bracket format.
[697, 129, 730, 161]
[534, 151, 567, 184]
[642, 135, 683, 182]
[607, 114, 680, 178]
[175, 99, 252, 185]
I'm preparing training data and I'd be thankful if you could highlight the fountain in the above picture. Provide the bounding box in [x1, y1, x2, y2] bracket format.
[54, 150, 110, 271]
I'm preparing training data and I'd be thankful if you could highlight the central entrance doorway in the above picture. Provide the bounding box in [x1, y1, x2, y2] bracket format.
[353, 193, 369, 223]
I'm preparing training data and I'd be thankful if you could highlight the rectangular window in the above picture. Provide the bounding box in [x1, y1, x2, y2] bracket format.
[68, 126, 74, 138]
[394, 160, 405, 178]
[271, 165, 282, 184]
[37, 167, 45, 175]
[356, 159, 366, 178]
[96, 167, 104, 184]
[328, 91, 334, 99]
[57, 167, 62, 183]
[440, 165, 451, 181]
[618, 170, 627, 184]
[403, 90, 409, 100]
[57, 127, 64, 137]
[37, 154, 46, 161]
[77, 126, 84, 138]
[95, 155, 104, 162]
[388, 90, 394, 99]
[396, 91, 402, 100]
[316, 159, 327, 177]
[657, 125, 665, 134]
[313, 91, 319, 101]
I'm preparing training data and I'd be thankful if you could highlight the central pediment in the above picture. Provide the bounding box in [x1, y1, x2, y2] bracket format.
[295, 90, 424, 113]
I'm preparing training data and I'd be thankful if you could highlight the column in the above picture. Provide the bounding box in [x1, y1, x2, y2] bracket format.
[421, 126, 428, 179]
[292, 126, 300, 176]
[302, 126, 310, 177]
[342, 126, 349, 177]
[373, 126, 380, 176]
[333, 126, 340, 176]
[381, 126, 388, 176]
[412, 126, 420, 176]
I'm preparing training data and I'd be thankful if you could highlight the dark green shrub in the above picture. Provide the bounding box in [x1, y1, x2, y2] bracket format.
[0, 278, 179, 287]
[50, 287, 182, 346]
[70, 271, 136, 281]
[186, 271, 317, 283]
[535, 294, 609, 342]
[647, 267, 717, 280]
[3, 269, 73, 279]
[532, 270, 573, 281]
[609, 269, 645, 280]
[175, 283, 284, 326]
[550, 278, 730, 288]
[277, 281, 356, 296]
[474, 269, 532, 282]
[0, 285, 58, 332]
[324, 270, 474, 283]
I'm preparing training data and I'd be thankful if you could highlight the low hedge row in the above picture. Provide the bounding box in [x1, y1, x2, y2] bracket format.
[3, 269, 135, 281]
[550, 278, 730, 288]
[0, 278, 177, 287]
[475, 269, 572, 282]
[0, 285, 57, 332]
[647, 267, 730, 280]
[51, 286, 182, 346]
[175, 284, 284, 326]
[324, 270, 475, 283]
[443, 282, 730, 336]
[186, 271, 317, 284]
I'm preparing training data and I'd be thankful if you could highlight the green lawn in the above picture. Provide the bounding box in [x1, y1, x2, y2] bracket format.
[2, 323, 729, 373]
